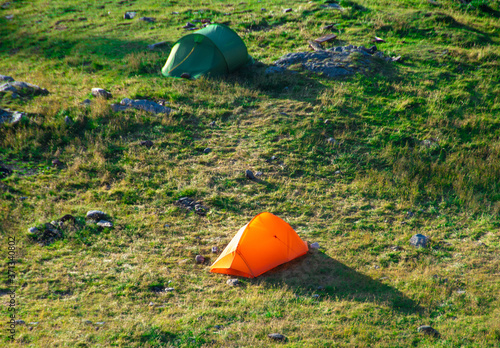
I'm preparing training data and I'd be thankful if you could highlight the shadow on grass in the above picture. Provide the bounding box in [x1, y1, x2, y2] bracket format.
[253, 251, 423, 315]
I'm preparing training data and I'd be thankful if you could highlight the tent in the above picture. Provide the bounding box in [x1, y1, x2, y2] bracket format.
[162, 23, 252, 79]
[210, 212, 309, 278]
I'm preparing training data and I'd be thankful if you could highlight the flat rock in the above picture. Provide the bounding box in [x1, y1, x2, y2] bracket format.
[0, 75, 14, 82]
[417, 325, 440, 337]
[283, 8, 292, 13]
[124, 12, 136, 19]
[91, 88, 112, 99]
[0, 109, 25, 125]
[139, 16, 155, 23]
[148, 41, 168, 50]
[112, 98, 171, 114]
[97, 220, 113, 228]
[227, 278, 239, 286]
[203, 147, 211, 154]
[28, 227, 39, 233]
[164, 287, 175, 292]
[410, 234, 429, 248]
[0, 81, 49, 96]
[140, 140, 154, 147]
[245, 170, 256, 180]
[86, 210, 107, 220]
[268, 333, 286, 341]
[265, 66, 286, 75]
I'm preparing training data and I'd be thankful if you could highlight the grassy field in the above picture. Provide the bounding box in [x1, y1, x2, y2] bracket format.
[1, 0, 500, 346]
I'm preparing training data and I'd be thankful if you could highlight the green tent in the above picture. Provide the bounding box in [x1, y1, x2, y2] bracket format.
[162, 24, 252, 79]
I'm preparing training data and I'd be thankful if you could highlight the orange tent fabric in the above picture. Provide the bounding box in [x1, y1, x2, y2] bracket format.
[210, 212, 309, 278]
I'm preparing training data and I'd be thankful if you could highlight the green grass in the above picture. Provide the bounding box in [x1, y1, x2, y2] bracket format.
[1, 0, 500, 346]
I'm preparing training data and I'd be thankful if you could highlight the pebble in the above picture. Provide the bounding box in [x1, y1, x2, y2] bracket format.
[64, 116, 73, 125]
[283, 8, 292, 13]
[245, 169, 256, 180]
[28, 227, 39, 233]
[149, 302, 155, 306]
[84, 320, 93, 325]
[139, 17, 155, 23]
[5, 14, 13, 20]
[255, 171, 263, 176]
[268, 333, 286, 341]
[164, 287, 175, 292]
[310, 242, 320, 249]
[124, 12, 136, 19]
[417, 325, 440, 337]
[183, 22, 196, 29]
[227, 278, 239, 286]
[327, 137, 336, 144]
[91, 88, 112, 99]
[95, 322, 105, 325]
[211, 246, 218, 253]
[312, 294, 320, 298]
[86, 210, 107, 220]
[81, 99, 91, 106]
[14, 320, 25, 325]
[409, 234, 429, 248]
[195, 255, 205, 263]
[97, 220, 113, 228]
[456, 290, 466, 295]
[52, 159, 63, 166]
[209, 120, 216, 127]
[203, 147, 211, 154]
[214, 325, 223, 330]
[140, 140, 154, 148]
[112, 98, 171, 114]
[28, 322, 39, 326]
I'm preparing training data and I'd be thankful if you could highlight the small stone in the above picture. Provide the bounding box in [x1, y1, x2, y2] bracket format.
[211, 246, 218, 253]
[310, 242, 320, 249]
[227, 278, 239, 286]
[5, 14, 13, 20]
[417, 325, 440, 338]
[164, 287, 175, 292]
[407, 211, 414, 217]
[327, 137, 336, 144]
[149, 302, 155, 306]
[214, 325, 223, 330]
[0, 75, 14, 82]
[410, 234, 429, 248]
[84, 320, 93, 325]
[95, 322, 105, 325]
[64, 116, 73, 125]
[271, 156, 277, 160]
[283, 8, 292, 13]
[148, 41, 168, 50]
[164, 224, 170, 228]
[10, 111, 24, 124]
[124, 12, 136, 19]
[456, 290, 466, 295]
[195, 255, 205, 264]
[209, 120, 216, 127]
[97, 220, 113, 228]
[52, 159, 63, 166]
[265, 66, 286, 74]
[91, 88, 112, 99]
[180, 73, 191, 79]
[81, 99, 91, 106]
[268, 333, 286, 341]
[324, 119, 330, 124]
[312, 294, 320, 298]
[86, 210, 107, 220]
[255, 171, 263, 176]
[203, 147, 211, 154]
[14, 320, 25, 325]
[20, 196, 27, 200]
[373, 36, 386, 43]
[261, 8, 266, 11]
[334, 170, 341, 174]
[139, 17, 155, 23]
[28, 322, 38, 326]
[140, 140, 154, 148]
[391, 245, 402, 251]
[392, 56, 402, 62]
[28, 227, 38, 233]
[245, 170, 256, 180]
[183, 22, 196, 29]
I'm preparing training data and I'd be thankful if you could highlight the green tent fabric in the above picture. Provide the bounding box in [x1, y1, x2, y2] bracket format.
[162, 24, 252, 79]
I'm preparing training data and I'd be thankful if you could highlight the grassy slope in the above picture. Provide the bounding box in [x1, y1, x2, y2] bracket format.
[1, 0, 499, 346]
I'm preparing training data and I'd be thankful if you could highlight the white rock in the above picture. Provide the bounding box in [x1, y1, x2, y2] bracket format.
[97, 220, 113, 228]
[310, 242, 320, 249]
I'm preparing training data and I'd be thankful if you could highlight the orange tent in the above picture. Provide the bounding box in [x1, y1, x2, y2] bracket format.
[210, 212, 309, 278]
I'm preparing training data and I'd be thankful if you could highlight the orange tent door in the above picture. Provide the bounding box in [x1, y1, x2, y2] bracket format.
[210, 212, 309, 278]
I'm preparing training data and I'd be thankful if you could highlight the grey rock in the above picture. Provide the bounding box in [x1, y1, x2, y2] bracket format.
[148, 41, 168, 50]
[255, 171, 263, 176]
[283, 8, 292, 13]
[140, 140, 154, 147]
[183, 22, 196, 29]
[310, 242, 320, 249]
[139, 17, 155, 23]
[227, 278, 239, 286]
[327, 137, 336, 144]
[456, 290, 466, 295]
[195, 255, 205, 264]
[211, 246, 218, 253]
[1, 3, 11, 9]
[209, 120, 216, 127]
[81, 99, 91, 106]
[149, 302, 155, 306]
[245, 170, 256, 180]
[28, 227, 39, 233]
[28, 322, 39, 326]
[15, 320, 25, 325]
[417, 325, 440, 337]
[113, 98, 171, 114]
[91, 88, 112, 99]
[214, 325, 223, 330]
[97, 220, 113, 228]
[265, 66, 286, 75]
[5, 14, 13, 20]
[84, 320, 93, 325]
[86, 210, 107, 220]
[203, 147, 211, 154]
[164, 287, 175, 292]
[64, 116, 73, 125]
[124, 12, 136, 19]
[44, 223, 61, 236]
[95, 322, 105, 325]
[410, 234, 429, 248]
[268, 333, 286, 341]
[0, 75, 14, 82]
[0, 81, 48, 96]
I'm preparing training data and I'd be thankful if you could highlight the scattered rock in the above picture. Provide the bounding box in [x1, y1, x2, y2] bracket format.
[0, 80, 49, 96]
[91, 88, 112, 99]
[64, 116, 73, 125]
[283, 8, 292, 13]
[112, 98, 171, 114]
[211, 246, 218, 253]
[60, 214, 76, 223]
[203, 147, 211, 154]
[245, 170, 256, 180]
[265, 66, 286, 75]
[81, 99, 91, 106]
[84, 320, 93, 325]
[148, 41, 168, 50]
[164, 287, 175, 292]
[95, 322, 105, 326]
[310, 242, 320, 249]
[255, 171, 263, 176]
[195, 255, 205, 264]
[373, 36, 386, 43]
[409, 234, 429, 248]
[175, 197, 209, 216]
[261, 8, 266, 11]
[28, 227, 39, 234]
[0, 75, 14, 82]
[139, 17, 155, 23]
[391, 245, 402, 251]
[124, 12, 136, 19]
[214, 325, 223, 330]
[140, 140, 154, 148]
[149, 302, 155, 306]
[180, 72, 191, 79]
[97, 220, 113, 228]
[183, 22, 196, 29]
[28, 322, 38, 326]
[227, 278, 239, 286]
[417, 325, 440, 338]
[0, 109, 26, 125]
[86, 210, 107, 220]
[29, 223, 62, 245]
[14, 320, 25, 325]
[268, 333, 286, 341]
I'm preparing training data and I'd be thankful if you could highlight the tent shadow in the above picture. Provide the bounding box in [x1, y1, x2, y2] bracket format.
[252, 251, 423, 315]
